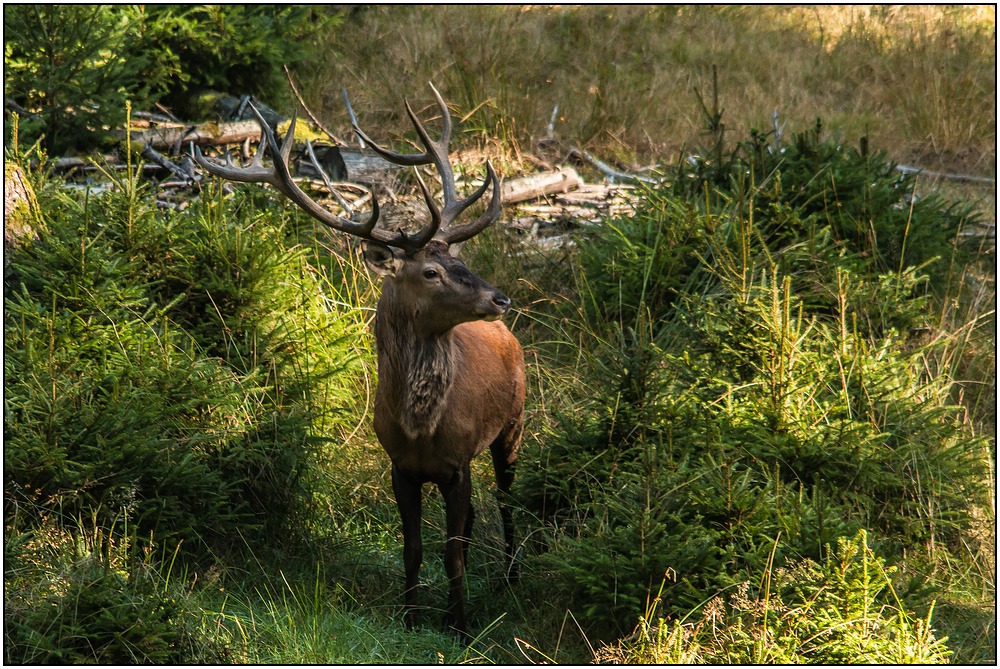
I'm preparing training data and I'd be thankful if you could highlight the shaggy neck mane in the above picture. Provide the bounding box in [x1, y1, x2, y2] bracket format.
[375, 288, 454, 440]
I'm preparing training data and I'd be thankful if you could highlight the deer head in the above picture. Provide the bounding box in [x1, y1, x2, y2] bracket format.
[194, 84, 507, 332]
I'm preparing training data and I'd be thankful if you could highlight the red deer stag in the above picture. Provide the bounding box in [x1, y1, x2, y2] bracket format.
[194, 85, 525, 638]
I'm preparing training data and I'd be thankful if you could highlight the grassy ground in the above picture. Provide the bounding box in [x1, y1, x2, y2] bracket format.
[299, 6, 995, 178]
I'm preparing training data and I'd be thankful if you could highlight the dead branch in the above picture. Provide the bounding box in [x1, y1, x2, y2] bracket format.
[303, 139, 353, 212]
[896, 164, 995, 185]
[140, 144, 198, 184]
[133, 110, 179, 124]
[50, 156, 161, 173]
[283, 64, 346, 145]
[154, 103, 181, 123]
[4, 97, 41, 120]
[568, 148, 657, 184]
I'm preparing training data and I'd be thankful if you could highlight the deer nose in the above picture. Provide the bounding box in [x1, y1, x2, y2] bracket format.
[493, 293, 511, 311]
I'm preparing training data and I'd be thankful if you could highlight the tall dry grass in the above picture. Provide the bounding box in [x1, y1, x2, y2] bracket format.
[297, 5, 995, 176]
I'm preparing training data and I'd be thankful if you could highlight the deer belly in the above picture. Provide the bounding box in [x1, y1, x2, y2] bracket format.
[375, 419, 490, 485]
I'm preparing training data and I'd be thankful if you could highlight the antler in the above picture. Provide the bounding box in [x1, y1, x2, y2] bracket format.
[193, 104, 435, 252]
[354, 83, 502, 246]
[193, 85, 502, 252]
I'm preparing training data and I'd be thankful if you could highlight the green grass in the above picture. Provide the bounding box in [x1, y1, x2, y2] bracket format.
[596, 531, 953, 664]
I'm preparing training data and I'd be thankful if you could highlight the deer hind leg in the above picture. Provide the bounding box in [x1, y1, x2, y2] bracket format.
[490, 415, 522, 580]
[391, 465, 423, 629]
[440, 466, 473, 639]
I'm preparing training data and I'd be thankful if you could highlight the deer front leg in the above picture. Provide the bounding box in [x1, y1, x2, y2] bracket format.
[441, 466, 473, 639]
[392, 465, 423, 629]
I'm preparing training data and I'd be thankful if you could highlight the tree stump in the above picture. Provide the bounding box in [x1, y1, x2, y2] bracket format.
[4, 161, 40, 257]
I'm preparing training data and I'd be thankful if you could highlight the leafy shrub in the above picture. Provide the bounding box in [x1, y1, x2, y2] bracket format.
[575, 124, 977, 349]
[4, 523, 228, 664]
[3, 6, 167, 153]
[140, 6, 344, 115]
[4, 160, 366, 558]
[576, 187, 707, 328]
[4, 291, 258, 550]
[518, 129, 989, 639]
[673, 266, 986, 549]
[596, 531, 952, 664]
[680, 122, 980, 298]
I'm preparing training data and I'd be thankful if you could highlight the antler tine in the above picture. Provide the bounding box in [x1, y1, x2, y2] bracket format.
[193, 103, 296, 192]
[255, 105, 299, 197]
[249, 134, 267, 167]
[194, 137, 275, 188]
[417, 83, 464, 224]
[426, 82, 453, 147]
[436, 160, 503, 245]
[407, 84, 502, 243]
[409, 167, 444, 248]
[352, 101, 433, 167]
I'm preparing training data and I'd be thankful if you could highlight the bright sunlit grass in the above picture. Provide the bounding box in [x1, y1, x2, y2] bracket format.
[302, 6, 995, 175]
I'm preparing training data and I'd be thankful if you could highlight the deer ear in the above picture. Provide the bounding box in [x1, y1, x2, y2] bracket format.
[361, 242, 404, 277]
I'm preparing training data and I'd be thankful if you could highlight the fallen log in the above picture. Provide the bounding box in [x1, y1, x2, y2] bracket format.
[124, 120, 264, 151]
[298, 145, 403, 187]
[499, 166, 582, 204]
[556, 182, 635, 206]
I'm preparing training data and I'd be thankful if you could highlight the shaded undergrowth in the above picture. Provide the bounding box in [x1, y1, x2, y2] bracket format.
[4, 114, 994, 663]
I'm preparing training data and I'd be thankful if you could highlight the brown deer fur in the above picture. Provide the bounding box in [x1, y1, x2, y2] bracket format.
[364, 240, 525, 635]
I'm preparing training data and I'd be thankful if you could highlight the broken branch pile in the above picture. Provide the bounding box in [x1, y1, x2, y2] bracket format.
[40, 97, 648, 250]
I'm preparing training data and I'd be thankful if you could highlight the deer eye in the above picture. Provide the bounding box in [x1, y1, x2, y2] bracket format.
[423, 268, 439, 279]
